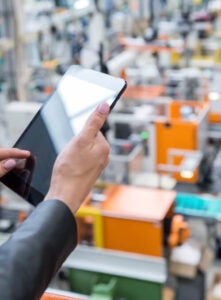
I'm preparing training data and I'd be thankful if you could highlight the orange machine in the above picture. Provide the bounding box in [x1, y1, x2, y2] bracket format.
[155, 101, 210, 183]
[122, 85, 165, 101]
[41, 294, 81, 300]
[209, 112, 221, 124]
[100, 185, 175, 257]
[77, 184, 176, 257]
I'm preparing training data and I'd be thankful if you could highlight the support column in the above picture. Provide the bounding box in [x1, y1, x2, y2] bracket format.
[13, 0, 26, 101]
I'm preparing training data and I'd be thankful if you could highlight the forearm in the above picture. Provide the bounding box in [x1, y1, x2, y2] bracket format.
[0, 200, 77, 300]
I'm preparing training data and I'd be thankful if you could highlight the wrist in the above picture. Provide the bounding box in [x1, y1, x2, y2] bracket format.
[44, 189, 82, 215]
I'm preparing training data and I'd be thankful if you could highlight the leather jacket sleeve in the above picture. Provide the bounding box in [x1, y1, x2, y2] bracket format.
[0, 199, 78, 300]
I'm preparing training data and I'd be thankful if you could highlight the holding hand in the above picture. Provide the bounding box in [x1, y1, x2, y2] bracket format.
[0, 148, 31, 177]
[45, 102, 110, 215]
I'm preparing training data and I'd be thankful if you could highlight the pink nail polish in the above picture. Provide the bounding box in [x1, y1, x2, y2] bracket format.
[3, 159, 16, 170]
[97, 103, 109, 115]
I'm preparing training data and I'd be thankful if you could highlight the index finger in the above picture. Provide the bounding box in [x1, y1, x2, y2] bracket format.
[82, 103, 110, 137]
[0, 148, 31, 160]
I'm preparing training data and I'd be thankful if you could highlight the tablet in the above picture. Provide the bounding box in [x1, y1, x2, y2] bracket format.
[0, 65, 127, 206]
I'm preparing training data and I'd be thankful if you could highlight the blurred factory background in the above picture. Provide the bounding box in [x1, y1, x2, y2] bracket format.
[3, 0, 221, 299]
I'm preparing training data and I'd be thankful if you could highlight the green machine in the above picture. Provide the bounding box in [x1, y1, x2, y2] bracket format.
[63, 246, 167, 300]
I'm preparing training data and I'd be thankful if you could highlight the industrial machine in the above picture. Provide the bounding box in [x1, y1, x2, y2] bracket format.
[155, 100, 209, 183]
[108, 95, 209, 184]
[75, 184, 190, 258]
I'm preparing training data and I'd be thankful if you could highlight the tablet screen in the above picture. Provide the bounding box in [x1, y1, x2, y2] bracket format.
[0, 67, 126, 206]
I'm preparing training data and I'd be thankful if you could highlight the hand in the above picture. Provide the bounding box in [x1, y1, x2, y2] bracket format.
[0, 148, 31, 177]
[45, 102, 110, 215]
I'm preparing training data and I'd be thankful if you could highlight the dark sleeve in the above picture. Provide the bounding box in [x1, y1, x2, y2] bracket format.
[0, 199, 78, 300]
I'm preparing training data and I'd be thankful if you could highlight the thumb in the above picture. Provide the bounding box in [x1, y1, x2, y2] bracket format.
[0, 159, 17, 177]
[83, 102, 110, 137]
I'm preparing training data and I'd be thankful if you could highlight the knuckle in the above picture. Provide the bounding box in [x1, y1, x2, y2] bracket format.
[74, 135, 87, 148]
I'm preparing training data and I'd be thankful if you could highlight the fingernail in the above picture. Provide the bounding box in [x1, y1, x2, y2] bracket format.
[23, 150, 31, 155]
[97, 103, 109, 115]
[3, 159, 16, 170]
[18, 149, 30, 156]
